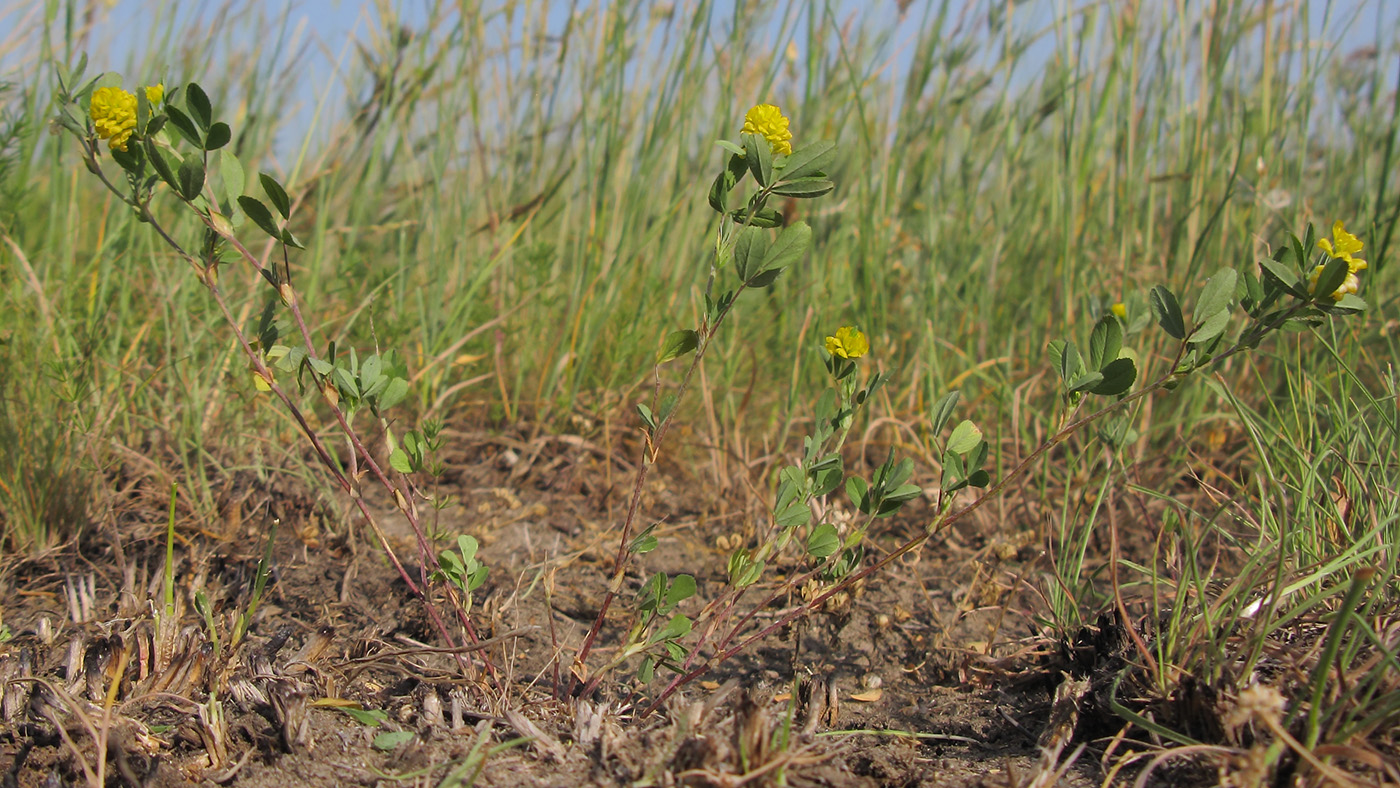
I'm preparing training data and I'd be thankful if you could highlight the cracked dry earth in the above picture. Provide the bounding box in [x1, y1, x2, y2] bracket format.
[1, 428, 1175, 787]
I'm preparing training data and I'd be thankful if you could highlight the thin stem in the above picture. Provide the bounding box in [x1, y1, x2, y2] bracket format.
[573, 284, 748, 691]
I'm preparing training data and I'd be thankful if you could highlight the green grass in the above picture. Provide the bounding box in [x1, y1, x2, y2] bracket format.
[2, 0, 1399, 772]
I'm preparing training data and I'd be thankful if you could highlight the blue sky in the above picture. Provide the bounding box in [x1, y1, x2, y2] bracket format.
[5, 0, 1394, 159]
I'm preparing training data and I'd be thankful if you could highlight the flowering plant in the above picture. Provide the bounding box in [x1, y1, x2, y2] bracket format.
[51, 60, 490, 677]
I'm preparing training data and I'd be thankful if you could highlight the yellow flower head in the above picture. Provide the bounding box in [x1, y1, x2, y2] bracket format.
[742, 103, 793, 156]
[90, 86, 138, 151]
[1110, 302, 1127, 319]
[1318, 220, 1366, 273]
[824, 326, 868, 359]
[145, 83, 164, 105]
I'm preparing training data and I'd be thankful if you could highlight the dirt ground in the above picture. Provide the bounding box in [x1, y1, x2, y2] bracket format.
[1, 426, 1237, 787]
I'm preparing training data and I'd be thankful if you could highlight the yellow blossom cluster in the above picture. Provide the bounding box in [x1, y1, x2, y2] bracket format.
[742, 103, 793, 156]
[824, 326, 868, 359]
[89, 83, 164, 152]
[1309, 220, 1367, 301]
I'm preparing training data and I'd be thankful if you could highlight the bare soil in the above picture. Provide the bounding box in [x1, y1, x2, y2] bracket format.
[0, 427, 1244, 787]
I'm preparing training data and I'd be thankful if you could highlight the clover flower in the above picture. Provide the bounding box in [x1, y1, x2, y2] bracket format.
[145, 83, 164, 105]
[742, 103, 793, 156]
[90, 86, 138, 151]
[1318, 220, 1366, 273]
[824, 326, 868, 359]
[1309, 220, 1367, 301]
[1110, 302, 1127, 319]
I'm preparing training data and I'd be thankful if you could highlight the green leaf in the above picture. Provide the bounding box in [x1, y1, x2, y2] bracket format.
[1189, 308, 1231, 346]
[1087, 315, 1122, 372]
[730, 207, 782, 228]
[650, 614, 692, 644]
[1241, 268, 1263, 311]
[664, 575, 696, 607]
[770, 178, 834, 198]
[708, 153, 749, 214]
[111, 145, 144, 177]
[334, 367, 360, 400]
[360, 354, 383, 387]
[758, 221, 811, 274]
[657, 329, 699, 364]
[947, 420, 982, 454]
[743, 132, 773, 187]
[144, 139, 179, 193]
[185, 82, 212, 131]
[715, 139, 746, 157]
[260, 173, 292, 219]
[779, 140, 836, 181]
[237, 196, 281, 239]
[641, 572, 666, 608]
[176, 155, 205, 201]
[1067, 371, 1105, 395]
[806, 524, 840, 559]
[220, 148, 245, 208]
[941, 451, 967, 491]
[373, 731, 414, 751]
[377, 377, 409, 412]
[1091, 357, 1136, 396]
[204, 122, 231, 151]
[389, 448, 412, 474]
[881, 483, 922, 509]
[732, 226, 768, 280]
[1055, 339, 1084, 383]
[637, 655, 656, 684]
[845, 476, 868, 510]
[1324, 294, 1367, 314]
[636, 403, 656, 432]
[930, 390, 960, 435]
[1150, 285, 1186, 339]
[1193, 267, 1237, 324]
[629, 527, 658, 555]
[811, 465, 843, 497]
[337, 707, 389, 727]
[884, 456, 914, 488]
[164, 105, 203, 147]
[1258, 257, 1305, 298]
[466, 565, 488, 591]
[457, 535, 480, 563]
[775, 498, 811, 529]
[745, 267, 784, 288]
[1310, 258, 1347, 303]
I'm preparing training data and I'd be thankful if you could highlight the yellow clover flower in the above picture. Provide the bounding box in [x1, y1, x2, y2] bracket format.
[145, 83, 164, 105]
[1318, 220, 1366, 273]
[90, 86, 138, 151]
[824, 326, 868, 359]
[1110, 302, 1127, 319]
[742, 103, 793, 156]
[1309, 220, 1367, 301]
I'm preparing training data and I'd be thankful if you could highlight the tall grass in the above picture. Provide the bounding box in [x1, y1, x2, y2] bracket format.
[1, 0, 1398, 760]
